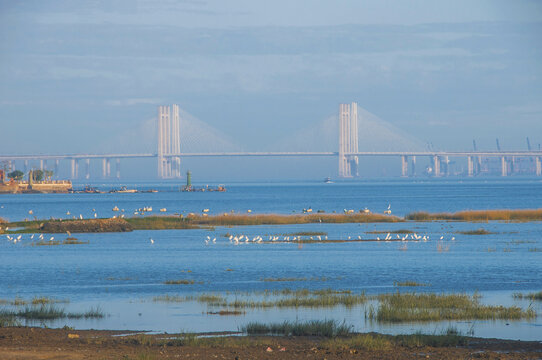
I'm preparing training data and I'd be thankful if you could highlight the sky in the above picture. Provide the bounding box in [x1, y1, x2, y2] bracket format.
[1, 0, 541, 180]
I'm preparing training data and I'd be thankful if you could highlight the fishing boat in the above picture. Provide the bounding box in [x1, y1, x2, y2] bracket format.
[111, 186, 138, 193]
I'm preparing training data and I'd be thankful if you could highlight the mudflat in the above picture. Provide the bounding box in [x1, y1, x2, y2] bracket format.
[0, 327, 540, 360]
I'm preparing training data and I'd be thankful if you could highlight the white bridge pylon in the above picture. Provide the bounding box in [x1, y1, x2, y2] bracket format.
[339, 102, 359, 177]
[157, 104, 181, 178]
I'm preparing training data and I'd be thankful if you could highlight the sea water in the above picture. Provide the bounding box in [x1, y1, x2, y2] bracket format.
[0, 179, 541, 340]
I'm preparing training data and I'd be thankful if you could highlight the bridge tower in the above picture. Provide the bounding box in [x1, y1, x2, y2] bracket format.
[338, 102, 359, 177]
[157, 104, 181, 178]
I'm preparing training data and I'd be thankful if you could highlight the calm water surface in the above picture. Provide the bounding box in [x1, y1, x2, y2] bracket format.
[1, 179, 541, 340]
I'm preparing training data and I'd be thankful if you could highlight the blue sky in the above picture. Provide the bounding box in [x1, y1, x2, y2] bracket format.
[1, 1, 541, 179]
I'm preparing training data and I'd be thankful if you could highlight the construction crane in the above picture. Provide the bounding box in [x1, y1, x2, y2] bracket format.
[496, 138, 502, 151]
[472, 139, 478, 151]
[526, 137, 532, 151]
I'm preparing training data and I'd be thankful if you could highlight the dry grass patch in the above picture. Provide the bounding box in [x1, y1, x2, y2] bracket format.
[406, 209, 542, 222]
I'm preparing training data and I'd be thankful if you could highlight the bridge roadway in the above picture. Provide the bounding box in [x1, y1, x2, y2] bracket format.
[2, 151, 542, 161]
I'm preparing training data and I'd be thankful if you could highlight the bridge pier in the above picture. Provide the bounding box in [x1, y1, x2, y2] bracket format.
[54, 159, 59, 176]
[467, 156, 474, 177]
[116, 158, 120, 179]
[401, 155, 408, 177]
[501, 156, 507, 176]
[433, 155, 440, 177]
[24, 160, 28, 174]
[39, 159, 44, 171]
[536, 157, 541, 176]
[70, 159, 78, 179]
[85, 159, 90, 180]
[102, 158, 111, 178]
[411, 156, 416, 176]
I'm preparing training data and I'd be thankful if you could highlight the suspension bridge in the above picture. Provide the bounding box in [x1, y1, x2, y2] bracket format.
[1, 103, 541, 179]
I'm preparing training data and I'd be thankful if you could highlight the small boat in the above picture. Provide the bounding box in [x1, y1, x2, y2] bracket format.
[324, 177, 333, 184]
[111, 186, 138, 193]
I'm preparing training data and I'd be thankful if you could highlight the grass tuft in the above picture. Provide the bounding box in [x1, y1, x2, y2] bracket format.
[242, 319, 352, 337]
[366, 292, 536, 322]
[513, 291, 542, 301]
[456, 228, 494, 235]
[163, 279, 195, 285]
[394, 281, 430, 287]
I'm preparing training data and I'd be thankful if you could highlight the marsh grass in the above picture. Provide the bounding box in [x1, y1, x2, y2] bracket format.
[261, 276, 328, 282]
[366, 292, 536, 322]
[206, 310, 245, 315]
[126, 217, 200, 230]
[127, 213, 401, 230]
[394, 281, 430, 287]
[406, 209, 542, 222]
[507, 240, 536, 244]
[513, 291, 542, 301]
[367, 229, 413, 234]
[157, 333, 269, 348]
[163, 279, 195, 285]
[242, 319, 352, 337]
[321, 333, 393, 350]
[152, 288, 363, 309]
[456, 228, 495, 235]
[0, 304, 104, 320]
[31, 239, 89, 246]
[224, 292, 367, 309]
[394, 327, 468, 347]
[152, 294, 186, 303]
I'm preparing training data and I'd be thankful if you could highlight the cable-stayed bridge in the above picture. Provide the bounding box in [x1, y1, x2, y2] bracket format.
[1, 103, 541, 179]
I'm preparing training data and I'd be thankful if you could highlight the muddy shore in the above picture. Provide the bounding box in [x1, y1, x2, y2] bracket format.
[0, 327, 540, 360]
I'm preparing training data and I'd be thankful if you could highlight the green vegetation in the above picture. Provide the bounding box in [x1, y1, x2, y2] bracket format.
[7, 170, 24, 180]
[456, 228, 495, 235]
[528, 247, 542, 252]
[394, 327, 468, 347]
[406, 209, 542, 222]
[506, 240, 536, 244]
[367, 229, 413, 234]
[242, 320, 352, 337]
[261, 276, 327, 282]
[321, 333, 392, 350]
[394, 281, 430, 287]
[513, 291, 542, 301]
[153, 288, 363, 309]
[0, 296, 68, 306]
[225, 293, 367, 309]
[163, 279, 195, 285]
[207, 310, 245, 315]
[0, 304, 104, 320]
[127, 213, 401, 231]
[0, 315, 21, 327]
[31, 238, 89, 246]
[366, 292, 536, 322]
[321, 330, 467, 350]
